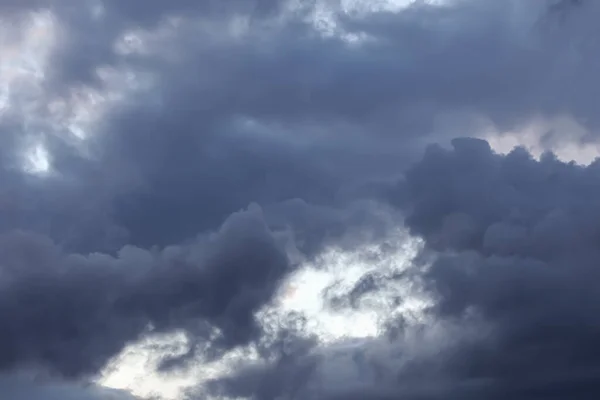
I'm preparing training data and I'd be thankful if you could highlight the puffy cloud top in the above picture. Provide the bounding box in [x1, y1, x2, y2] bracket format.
[1, 0, 600, 399]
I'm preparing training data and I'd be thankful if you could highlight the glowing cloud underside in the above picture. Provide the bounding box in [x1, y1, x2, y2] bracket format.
[8, 2, 589, 400]
[98, 229, 425, 400]
[482, 115, 600, 165]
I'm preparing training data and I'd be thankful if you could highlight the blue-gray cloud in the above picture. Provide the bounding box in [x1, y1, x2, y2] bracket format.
[1, 0, 600, 398]
[0, 205, 290, 378]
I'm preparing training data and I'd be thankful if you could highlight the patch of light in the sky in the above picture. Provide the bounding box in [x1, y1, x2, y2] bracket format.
[0, 11, 55, 113]
[341, 0, 441, 13]
[98, 228, 425, 400]
[271, 229, 425, 342]
[0, 9, 158, 175]
[100, 331, 196, 400]
[88, 0, 106, 20]
[483, 115, 600, 165]
[0, 11, 57, 175]
[98, 331, 261, 400]
[305, 0, 448, 43]
[1, 373, 134, 400]
[114, 17, 183, 56]
[22, 141, 51, 175]
[45, 65, 155, 146]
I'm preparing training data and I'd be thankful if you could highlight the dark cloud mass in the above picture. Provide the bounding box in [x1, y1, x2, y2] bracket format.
[0, 205, 289, 378]
[4, 0, 599, 250]
[0, 374, 136, 400]
[205, 140, 600, 400]
[388, 137, 600, 398]
[1, 0, 600, 399]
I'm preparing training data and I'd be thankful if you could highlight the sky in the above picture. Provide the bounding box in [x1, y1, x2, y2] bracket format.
[1, 0, 600, 399]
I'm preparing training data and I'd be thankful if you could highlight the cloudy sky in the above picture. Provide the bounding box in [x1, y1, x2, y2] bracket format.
[1, 0, 600, 399]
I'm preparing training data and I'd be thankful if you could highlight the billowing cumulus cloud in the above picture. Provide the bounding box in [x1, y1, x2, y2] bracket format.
[391, 137, 600, 397]
[1, 0, 600, 399]
[204, 138, 600, 399]
[0, 205, 289, 378]
[3, 0, 598, 251]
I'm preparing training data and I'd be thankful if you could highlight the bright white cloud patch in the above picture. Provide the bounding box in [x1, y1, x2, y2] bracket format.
[22, 140, 51, 174]
[99, 331, 198, 400]
[273, 230, 425, 341]
[483, 115, 600, 165]
[307, 0, 447, 43]
[0, 10, 55, 112]
[97, 228, 425, 400]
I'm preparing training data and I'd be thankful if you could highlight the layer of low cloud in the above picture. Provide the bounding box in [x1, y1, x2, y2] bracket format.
[206, 137, 600, 399]
[0, 205, 289, 377]
[3, 0, 599, 252]
[0, 373, 136, 400]
[1, 0, 600, 399]
[396, 138, 600, 396]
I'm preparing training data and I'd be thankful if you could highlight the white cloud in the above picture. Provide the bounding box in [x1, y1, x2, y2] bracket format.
[483, 115, 600, 165]
[22, 140, 51, 174]
[97, 227, 426, 400]
[271, 228, 425, 342]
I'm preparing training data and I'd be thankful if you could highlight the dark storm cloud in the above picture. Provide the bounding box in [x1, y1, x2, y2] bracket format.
[6, 0, 600, 130]
[400, 137, 600, 255]
[66, 0, 521, 247]
[96, 0, 600, 133]
[102, 0, 294, 23]
[0, 204, 290, 377]
[0, 374, 136, 400]
[2, 0, 600, 398]
[5, 0, 600, 251]
[201, 138, 600, 400]
[101, 91, 342, 248]
[0, 130, 130, 253]
[201, 350, 321, 400]
[60, 0, 600, 249]
[386, 137, 600, 398]
[39, 0, 306, 87]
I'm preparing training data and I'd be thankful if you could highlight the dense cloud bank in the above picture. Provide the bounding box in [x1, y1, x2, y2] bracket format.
[205, 138, 600, 399]
[1, 0, 598, 252]
[0, 205, 289, 377]
[0, 373, 135, 400]
[397, 137, 600, 398]
[1, 0, 600, 399]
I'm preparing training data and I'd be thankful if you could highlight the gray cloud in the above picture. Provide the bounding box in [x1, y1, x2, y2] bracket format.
[2, 0, 600, 398]
[5, 0, 599, 252]
[51, 0, 600, 251]
[0, 374, 136, 400]
[0, 205, 290, 378]
[387, 137, 600, 398]
[204, 137, 600, 400]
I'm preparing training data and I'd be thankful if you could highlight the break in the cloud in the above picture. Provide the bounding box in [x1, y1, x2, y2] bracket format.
[1, 0, 600, 399]
[205, 137, 600, 400]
